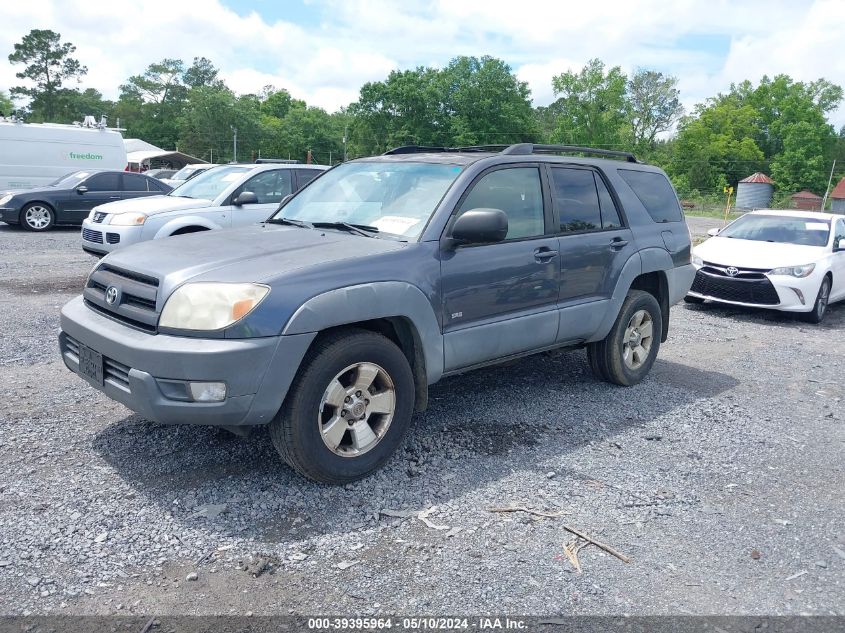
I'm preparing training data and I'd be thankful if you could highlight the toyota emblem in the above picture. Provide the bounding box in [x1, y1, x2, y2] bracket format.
[105, 286, 119, 305]
[726, 266, 739, 277]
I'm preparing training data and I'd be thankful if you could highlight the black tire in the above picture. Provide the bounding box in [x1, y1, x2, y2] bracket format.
[269, 328, 415, 483]
[20, 203, 55, 231]
[801, 276, 831, 324]
[684, 295, 705, 304]
[587, 290, 663, 386]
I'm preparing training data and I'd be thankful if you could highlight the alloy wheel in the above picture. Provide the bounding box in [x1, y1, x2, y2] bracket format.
[622, 309, 654, 370]
[24, 206, 52, 230]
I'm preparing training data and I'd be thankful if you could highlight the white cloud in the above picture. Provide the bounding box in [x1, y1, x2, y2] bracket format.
[1, 0, 844, 128]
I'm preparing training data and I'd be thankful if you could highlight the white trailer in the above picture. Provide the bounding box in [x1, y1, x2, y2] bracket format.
[0, 117, 127, 190]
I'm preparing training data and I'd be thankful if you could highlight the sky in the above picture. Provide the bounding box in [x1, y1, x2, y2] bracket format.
[1, 0, 844, 127]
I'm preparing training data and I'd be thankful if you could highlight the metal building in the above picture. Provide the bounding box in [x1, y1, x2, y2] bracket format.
[790, 190, 823, 211]
[830, 177, 845, 212]
[735, 172, 774, 209]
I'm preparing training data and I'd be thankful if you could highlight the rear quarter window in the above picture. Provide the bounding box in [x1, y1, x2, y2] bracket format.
[618, 169, 682, 223]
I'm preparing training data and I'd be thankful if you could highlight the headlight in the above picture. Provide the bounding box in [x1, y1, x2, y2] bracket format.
[0, 194, 12, 206]
[692, 254, 703, 267]
[769, 263, 815, 278]
[159, 282, 270, 331]
[109, 213, 146, 226]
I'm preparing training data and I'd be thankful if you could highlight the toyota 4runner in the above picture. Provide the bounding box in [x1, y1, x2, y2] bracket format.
[59, 144, 695, 483]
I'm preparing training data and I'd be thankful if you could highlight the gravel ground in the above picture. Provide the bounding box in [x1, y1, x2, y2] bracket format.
[0, 221, 843, 617]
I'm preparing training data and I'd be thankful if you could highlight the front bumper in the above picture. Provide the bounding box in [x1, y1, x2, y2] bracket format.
[0, 207, 19, 224]
[80, 219, 144, 254]
[687, 265, 820, 312]
[59, 296, 315, 426]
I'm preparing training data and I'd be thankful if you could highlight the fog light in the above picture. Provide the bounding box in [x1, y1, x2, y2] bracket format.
[791, 288, 805, 305]
[188, 382, 227, 402]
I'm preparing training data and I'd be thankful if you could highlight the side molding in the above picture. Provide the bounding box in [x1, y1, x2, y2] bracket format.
[282, 282, 445, 384]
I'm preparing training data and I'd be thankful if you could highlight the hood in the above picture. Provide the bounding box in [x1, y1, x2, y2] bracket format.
[694, 236, 825, 269]
[100, 223, 406, 293]
[96, 195, 213, 216]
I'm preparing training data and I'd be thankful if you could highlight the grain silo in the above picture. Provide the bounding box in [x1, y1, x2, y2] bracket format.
[735, 172, 774, 209]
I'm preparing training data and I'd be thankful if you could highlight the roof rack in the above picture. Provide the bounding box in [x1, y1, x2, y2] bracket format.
[383, 143, 638, 162]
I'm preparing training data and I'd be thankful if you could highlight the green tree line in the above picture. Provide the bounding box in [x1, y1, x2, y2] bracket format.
[4, 29, 844, 201]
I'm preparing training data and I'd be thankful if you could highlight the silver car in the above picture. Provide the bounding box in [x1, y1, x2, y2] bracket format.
[80, 163, 327, 254]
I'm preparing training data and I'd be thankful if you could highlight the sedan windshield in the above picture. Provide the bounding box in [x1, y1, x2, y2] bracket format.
[49, 171, 92, 188]
[274, 161, 463, 238]
[170, 165, 250, 200]
[719, 214, 831, 247]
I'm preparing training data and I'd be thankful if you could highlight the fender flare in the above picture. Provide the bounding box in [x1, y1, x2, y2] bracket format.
[589, 252, 644, 343]
[282, 281, 444, 384]
[153, 216, 221, 240]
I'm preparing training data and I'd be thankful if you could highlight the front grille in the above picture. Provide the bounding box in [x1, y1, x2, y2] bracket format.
[691, 270, 780, 305]
[83, 264, 160, 332]
[82, 228, 103, 244]
[92, 212, 107, 223]
[700, 261, 769, 280]
[106, 233, 120, 244]
[63, 334, 131, 391]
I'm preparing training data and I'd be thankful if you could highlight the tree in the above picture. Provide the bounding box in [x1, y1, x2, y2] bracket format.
[0, 90, 12, 116]
[7, 29, 87, 120]
[628, 70, 683, 149]
[549, 59, 629, 148]
[118, 59, 189, 149]
[120, 58, 186, 104]
[178, 85, 262, 162]
[183, 57, 222, 89]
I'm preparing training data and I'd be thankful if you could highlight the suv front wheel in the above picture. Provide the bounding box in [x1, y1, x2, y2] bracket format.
[588, 290, 662, 386]
[270, 328, 415, 483]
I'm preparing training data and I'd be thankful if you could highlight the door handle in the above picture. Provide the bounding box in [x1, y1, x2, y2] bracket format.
[534, 247, 558, 262]
[610, 238, 629, 250]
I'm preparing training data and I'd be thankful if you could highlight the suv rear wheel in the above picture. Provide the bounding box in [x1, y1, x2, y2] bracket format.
[269, 328, 415, 483]
[587, 290, 662, 386]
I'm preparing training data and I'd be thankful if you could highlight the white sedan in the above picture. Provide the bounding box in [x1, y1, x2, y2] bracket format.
[686, 209, 845, 323]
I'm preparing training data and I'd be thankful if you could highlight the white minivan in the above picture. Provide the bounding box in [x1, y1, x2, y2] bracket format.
[0, 118, 127, 190]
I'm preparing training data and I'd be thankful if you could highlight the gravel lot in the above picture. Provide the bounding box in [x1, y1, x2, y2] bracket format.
[0, 221, 843, 617]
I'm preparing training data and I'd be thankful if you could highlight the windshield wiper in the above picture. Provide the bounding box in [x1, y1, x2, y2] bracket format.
[312, 221, 380, 238]
[267, 217, 315, 229]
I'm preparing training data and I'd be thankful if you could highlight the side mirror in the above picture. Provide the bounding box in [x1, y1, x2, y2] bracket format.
[707, 227, 720, 237]
[76, 185, 88, 194]
[449, 208, 509, 246]
[836, 238, 845, 251]
[233, 191, 258, 206]
[276, 193, 293, 211]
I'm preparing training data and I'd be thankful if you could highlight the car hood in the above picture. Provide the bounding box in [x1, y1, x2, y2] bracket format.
[4, 186, 57, 198]
[96, 195, 213, 216]
[694, 237, 826, 268]
[100, 223, 406, 291]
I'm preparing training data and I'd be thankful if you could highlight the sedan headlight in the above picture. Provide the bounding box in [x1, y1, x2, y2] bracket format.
[0, 194, 13, 206]
[109, 212, 147, 226]
[159, 282, 270, 331]
[769, 263, 816, 278]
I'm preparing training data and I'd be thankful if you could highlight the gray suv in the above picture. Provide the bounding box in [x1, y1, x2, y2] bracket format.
[59, 144, 695, 483]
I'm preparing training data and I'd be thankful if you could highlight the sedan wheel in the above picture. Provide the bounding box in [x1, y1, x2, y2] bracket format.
[802, 276, 831, 324]
[21, 204, 55, 231]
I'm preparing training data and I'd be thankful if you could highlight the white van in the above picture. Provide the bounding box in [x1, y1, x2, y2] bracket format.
[0, 118, 127, 190]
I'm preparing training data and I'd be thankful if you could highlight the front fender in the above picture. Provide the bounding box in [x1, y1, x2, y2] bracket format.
[153, 216, 222, 239]
[282, 281, 445, 384]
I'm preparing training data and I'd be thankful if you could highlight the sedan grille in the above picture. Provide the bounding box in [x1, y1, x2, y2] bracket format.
[82, 228, 103, 244]
[691, 270, 780, 305]
[83, 264, 160, 332]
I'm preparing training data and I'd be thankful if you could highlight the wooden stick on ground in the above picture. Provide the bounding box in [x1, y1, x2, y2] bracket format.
[488, 507, 631, 564]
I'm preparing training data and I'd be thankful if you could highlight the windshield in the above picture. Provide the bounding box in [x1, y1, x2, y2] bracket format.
[170, 165, 206, 182]
[719, 214, 831, 247]
[274, 161, 462, 238]
[170, 165, 250, 200]
[49, 171, 92, 188]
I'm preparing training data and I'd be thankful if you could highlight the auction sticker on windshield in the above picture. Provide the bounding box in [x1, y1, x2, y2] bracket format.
[371, 215, 421, 235]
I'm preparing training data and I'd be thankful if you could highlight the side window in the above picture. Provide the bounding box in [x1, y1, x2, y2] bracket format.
[457, 167, 544, 240]
[596, 174, 622, 228]
[85, 173, 120, 191]
[551, 168, 601, 233]
[236, 170, 292, 204]
[835, 219, 845, 248]
[149, 178, 169, 192]
[123, 173, 149, 192]
[295, 169, 321, 190]
[618, 169, 683, 223]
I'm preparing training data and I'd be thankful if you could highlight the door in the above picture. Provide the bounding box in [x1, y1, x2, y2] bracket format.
[229, 169, 293, 226]
[549, 166, 636, 340]
[121, 173, 158, 201]
[831, 218, 845, 300]
[57, 172, 122, 223]
[440, 165, 560, 371]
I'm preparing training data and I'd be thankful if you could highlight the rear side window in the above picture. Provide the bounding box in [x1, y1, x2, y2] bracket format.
[551, 168, 601, 233]
[618, 169, 682, 223]
[296, 169, 321, 190]
[595, 175, 622, 228]
[85, 173, 120, 191]
[123, 173, 149, 192]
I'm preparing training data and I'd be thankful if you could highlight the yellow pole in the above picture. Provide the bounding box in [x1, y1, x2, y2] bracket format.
[723, 186, 734, 225]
